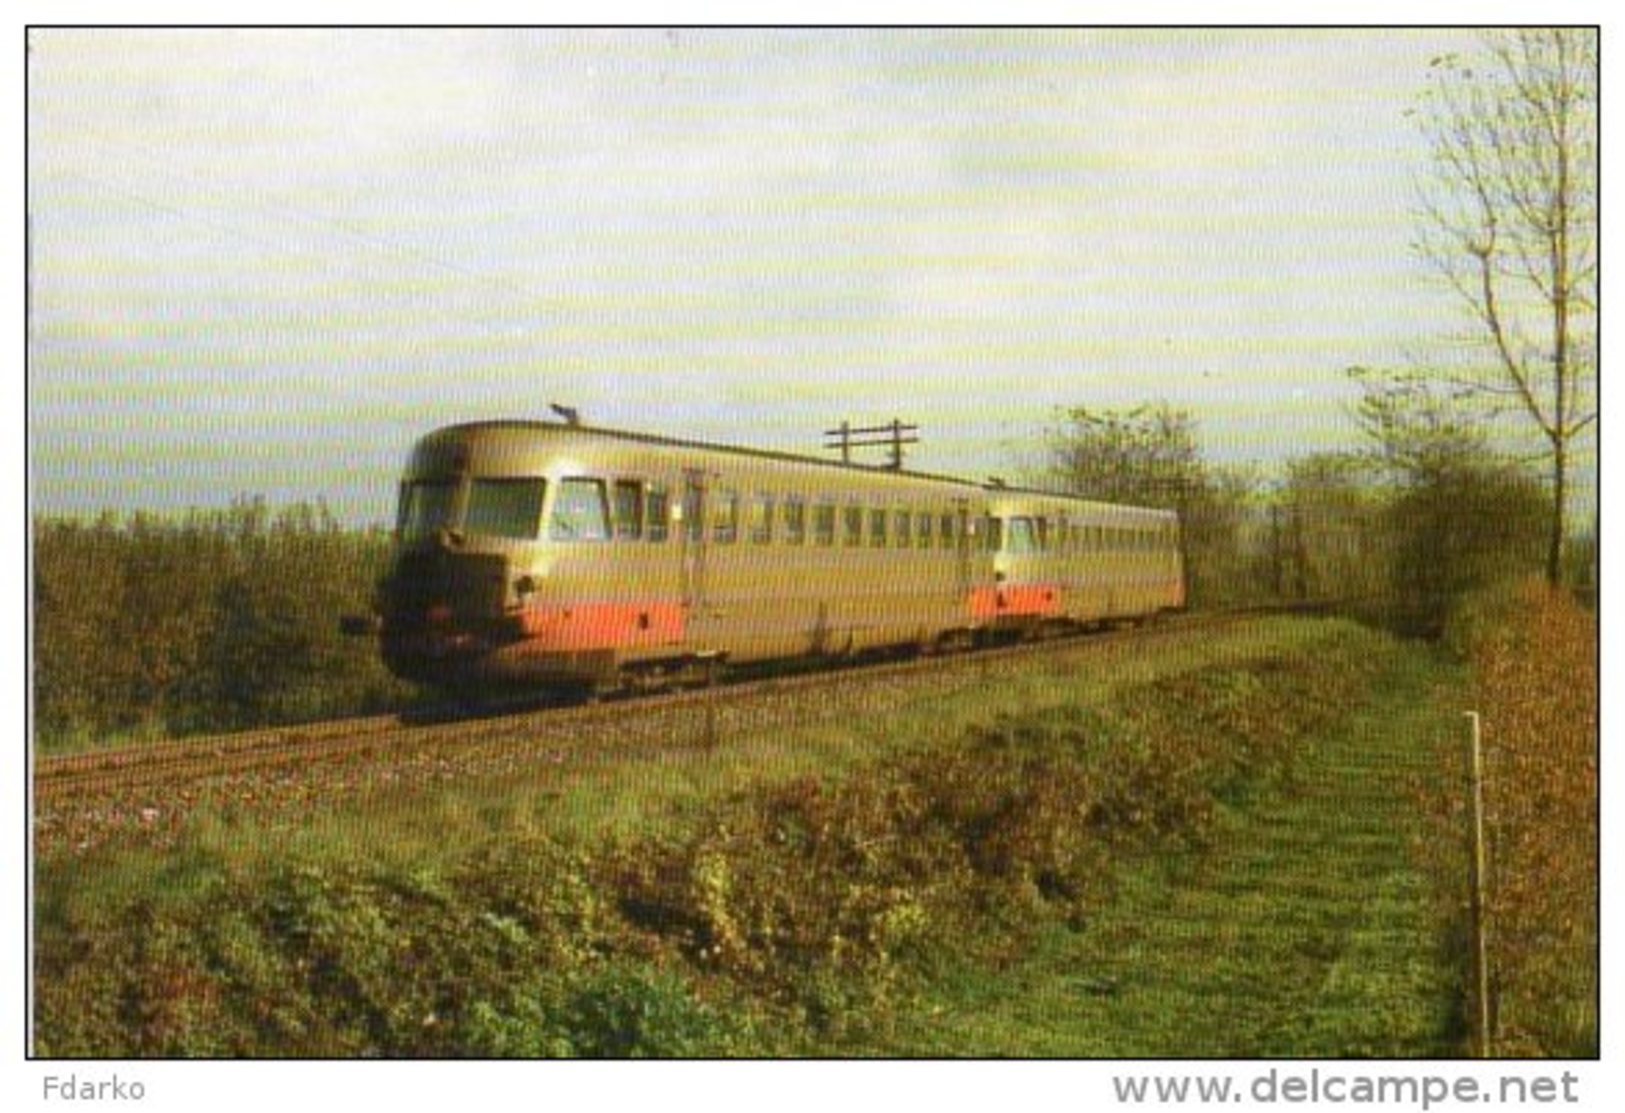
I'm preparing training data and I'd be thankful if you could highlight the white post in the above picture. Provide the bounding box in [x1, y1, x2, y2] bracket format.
[1464, 710, 1492, 1057]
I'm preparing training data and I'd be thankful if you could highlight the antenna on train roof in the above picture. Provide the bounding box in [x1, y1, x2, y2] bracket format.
[549, 402, 581, 426]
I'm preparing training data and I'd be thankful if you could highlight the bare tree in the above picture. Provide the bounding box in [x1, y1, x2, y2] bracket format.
[1413, 28, 1597, 584]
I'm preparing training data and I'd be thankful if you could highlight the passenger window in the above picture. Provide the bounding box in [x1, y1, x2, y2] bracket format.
[918, 512, 933, 549]
[646, 486, 670, 542]
[613, 479, 644, 540]
[984, 516, 1002, 552]
[751, 492, 774, 545]
[843, 505, 863, 547]
[895, 510, 911, 549]
[714, 489, 740, 544]
[940, 514, 956, 546]
[466, 477, 547, 540]
[783, 498, 806, 546]
[869, 508, 888, 548]
[549, 478, 610, 541]
[815, 503, 837, 547]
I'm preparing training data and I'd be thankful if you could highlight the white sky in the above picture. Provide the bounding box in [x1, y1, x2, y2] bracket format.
[25, 26, 1585, 522]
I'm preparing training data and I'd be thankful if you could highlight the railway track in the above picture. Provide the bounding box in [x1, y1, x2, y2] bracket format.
[33, 606, 1293, 810]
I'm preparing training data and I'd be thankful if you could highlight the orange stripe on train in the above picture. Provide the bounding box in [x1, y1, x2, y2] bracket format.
[518, 600, 685, 651]
[968, 584, 1062, 620]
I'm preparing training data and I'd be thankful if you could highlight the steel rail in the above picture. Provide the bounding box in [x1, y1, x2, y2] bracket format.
[34, 605, 1298, 801]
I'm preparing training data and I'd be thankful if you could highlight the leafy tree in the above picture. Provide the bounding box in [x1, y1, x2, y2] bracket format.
[1345, 366, 1547, 636]
[1044, 402, 1202, 508]
[1412, 29, 1597, 584]
[1275, 453, 1389, 607]
[1041, 402, 1259, 606]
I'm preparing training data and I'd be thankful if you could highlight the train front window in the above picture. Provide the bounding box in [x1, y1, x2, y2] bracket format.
[549, 478, 611, 541]
[1004, 517, 1039, 554]
[465, 478, 547, 540]
[398, 480, 459, 541]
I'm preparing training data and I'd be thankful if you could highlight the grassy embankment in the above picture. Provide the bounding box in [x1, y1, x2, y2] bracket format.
[37, 615, 1485, 1057]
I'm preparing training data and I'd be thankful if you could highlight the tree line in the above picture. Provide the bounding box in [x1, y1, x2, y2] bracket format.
[1040, 390, 1565, 640]
[33, 498, 413, 750]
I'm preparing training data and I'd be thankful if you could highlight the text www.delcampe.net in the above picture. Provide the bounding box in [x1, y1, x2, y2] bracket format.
[1111, 1068, 1582, 1109]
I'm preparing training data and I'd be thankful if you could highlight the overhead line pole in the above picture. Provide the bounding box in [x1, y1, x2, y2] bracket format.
[822, 418, 920, 471]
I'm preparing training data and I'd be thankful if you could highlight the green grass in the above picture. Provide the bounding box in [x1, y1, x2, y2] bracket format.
[35, 617, 1472, 1058]
[865, 646, 1466, 1057]
[114, 616, 1338, 874]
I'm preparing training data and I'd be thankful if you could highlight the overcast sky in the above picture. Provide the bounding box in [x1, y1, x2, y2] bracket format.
[29, 27, 1546, 524]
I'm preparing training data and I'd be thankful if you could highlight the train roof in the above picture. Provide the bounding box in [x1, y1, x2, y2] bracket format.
[428, 419, 1177, 518]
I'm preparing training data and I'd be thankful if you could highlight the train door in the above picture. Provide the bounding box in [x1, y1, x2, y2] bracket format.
[680, 469, 709, 610]
[955, 500, 974, 597]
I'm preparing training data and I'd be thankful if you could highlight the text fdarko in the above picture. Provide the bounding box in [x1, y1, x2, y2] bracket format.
[43, 1075, 146, 1102]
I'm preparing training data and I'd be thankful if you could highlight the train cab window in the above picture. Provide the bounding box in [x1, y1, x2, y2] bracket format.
[843, 505, 863, 547]
[917, 512, 933, 549]
[466, 477, 548, 540]
[646, 486, 670, 543]
[1005, 517, 1039, 554]
[613, 480, 644, 541]
[714, 489, 740, 544]
[894, 510, 912, 549]
[869, 508, 888, 548]
[815, 503, 837, 547]
[783, 498, 806, 546]
[398, 479, 459, 541]
[549, 478, 611, 541]
[750, 493, 775, 545]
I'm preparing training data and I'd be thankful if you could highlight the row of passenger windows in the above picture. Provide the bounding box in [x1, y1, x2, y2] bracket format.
[398, 475, 1174, 554]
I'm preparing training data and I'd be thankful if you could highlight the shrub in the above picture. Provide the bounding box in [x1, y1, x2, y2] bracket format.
[33, 500, 413, 748]
[1470, 582, 1597, 1056]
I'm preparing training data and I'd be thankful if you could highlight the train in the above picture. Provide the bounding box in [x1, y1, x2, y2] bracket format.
[350, 418, 1185, 695]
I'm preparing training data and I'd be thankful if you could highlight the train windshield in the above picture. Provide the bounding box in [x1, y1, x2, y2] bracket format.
[398, 480, 459, 540]
[466, 477, 547, 540]
[1004, 517, 1041, 554]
